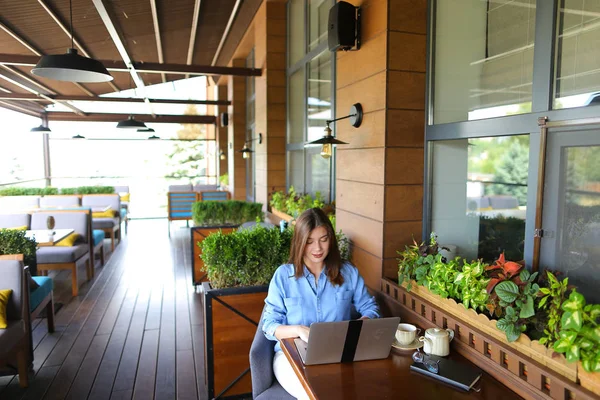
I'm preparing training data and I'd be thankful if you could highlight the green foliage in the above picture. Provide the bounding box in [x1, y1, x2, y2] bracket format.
[59, 186, 114, 195]
[426, 255, 459, 299]
[192, 201, 263, 226]
[453, 259, 490, 312]
[538, 271, 570, 346]
[397, 233, 444, 292]
[553, 291, 600, 372]
[0, 187, 58, 196]
[0, 229, 38, 275]
[486, 140, 529, 206]
[336, 230, 351, 262]
[201, 226, 293, 288]
[269, 186, 328, 218]
[219, 173, 228, 187]
[493, 269, 540, 342]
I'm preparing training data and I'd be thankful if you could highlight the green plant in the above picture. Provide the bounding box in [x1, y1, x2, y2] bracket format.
[219, 173, 229, 187]
[426, 255, 459, 299]
[453, 259, 490, 312]
[336, 230, 351, 262]
[270, 190, 286, 212]
[553, 291, 600, 372]
[57, 186, 114, 195]
[0, 229, 38, 275]
[269, 186, 328, 218]
[485, 252, 525, 317]
[201, 226, 293, 288]
[0, 187, 58, 196]
[494, 269, 540, 342]
[192, 200, 263, 226]
[397, 233, 444, 291]
[538, 271, 570, 346]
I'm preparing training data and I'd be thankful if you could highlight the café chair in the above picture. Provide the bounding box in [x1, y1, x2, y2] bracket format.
[0, 258, 30, 387]
[249, 308, 294, 400]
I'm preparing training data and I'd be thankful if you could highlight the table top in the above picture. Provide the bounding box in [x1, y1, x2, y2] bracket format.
[281, 338, 522, 400]
[25, 229, 74, 247]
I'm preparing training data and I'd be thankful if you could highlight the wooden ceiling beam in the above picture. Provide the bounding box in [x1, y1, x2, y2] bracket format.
[47, 112, 216, 124]
[149, 0, 166, 83]
[0, 54, 261, 77]
[186, 0, 202, 79]
[0, 66, 86, 116]
[92, 0, 154, 116]
[0, 92, 231, 106]
[0, 17, 96, 97]
[212, 0, 243, 66]
[36, 0, 119, 94]
[0, 100, 42, 117]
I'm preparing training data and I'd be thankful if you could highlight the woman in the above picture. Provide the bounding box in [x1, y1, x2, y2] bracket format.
[262, 208, 380, 399]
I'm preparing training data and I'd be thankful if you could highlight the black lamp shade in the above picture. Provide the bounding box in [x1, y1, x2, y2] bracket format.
[72, 134, 85, 139]
[137, 127, 155, 133]
[147, 135, 160, 140]
[307, 136, 347, 145]
[30, 125, 51, 133]
[117, 116, 147, 129]
[31, 48, 113, 83]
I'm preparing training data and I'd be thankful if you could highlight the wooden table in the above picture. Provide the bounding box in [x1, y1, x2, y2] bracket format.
[281, 338, 523, 400]
[25, 229, 74, 247]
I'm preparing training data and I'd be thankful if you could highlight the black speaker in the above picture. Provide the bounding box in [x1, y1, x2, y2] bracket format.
[328, 1, 357, 52]
[220, 112, 229, 127]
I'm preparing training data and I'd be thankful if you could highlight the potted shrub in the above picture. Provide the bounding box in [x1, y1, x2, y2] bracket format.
[269, 186, 327, 222]
[190, 200, 263, 285]
[200, 225, 292, 399]
[0, 229, 38, 275]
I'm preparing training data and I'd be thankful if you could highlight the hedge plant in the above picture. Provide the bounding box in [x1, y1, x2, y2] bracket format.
[201, 226, 293, 288]
[0, 186, 114, 196]
[0, 229, 38, 275]
[59, 186, 114, 195]
[192, 200, 263, 226]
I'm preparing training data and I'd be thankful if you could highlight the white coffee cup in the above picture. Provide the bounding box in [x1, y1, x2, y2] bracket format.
[395, 323, 421, 345]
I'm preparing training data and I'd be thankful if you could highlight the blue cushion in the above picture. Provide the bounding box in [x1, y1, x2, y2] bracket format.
[30, 276, 53, 311]
[170, 211, 192, 217]
[93, 229, 105, 246]
[120, 208, 127, 219]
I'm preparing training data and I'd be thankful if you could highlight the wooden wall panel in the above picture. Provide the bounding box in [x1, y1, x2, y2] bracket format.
[383, 221, 423, 258]
[386, 109, 425, 148]
[389, 0, 428, 34]
[336, 180, 385, 222]
[336, 109, 386, 149]
[336, 209, 384, 260]
[228, 59, 247, 201]
[342, 0, 388, 44]
[384, 148, 424, 184]
[388, 32, 427, 72]
[337, 148, 385, 185]
[337, 31, 387, 90]
[217, 84, 228, 180]
[384, 185, 423, 221]
[336, 71, 387, 117]
[387, 71, 426, 110]
[351, 246, 384, 292]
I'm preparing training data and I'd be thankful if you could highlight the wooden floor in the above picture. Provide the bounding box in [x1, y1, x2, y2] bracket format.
[0, 219, 209, 400]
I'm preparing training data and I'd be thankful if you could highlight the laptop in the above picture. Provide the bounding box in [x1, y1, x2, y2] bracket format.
[293, 317, 400, 365]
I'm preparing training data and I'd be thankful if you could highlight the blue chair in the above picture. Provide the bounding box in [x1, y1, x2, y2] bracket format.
[249, 308, 294, 400]
[199, 190, 230, 202]
[167, 191, 198, 236]
[92, 229, 106, 266]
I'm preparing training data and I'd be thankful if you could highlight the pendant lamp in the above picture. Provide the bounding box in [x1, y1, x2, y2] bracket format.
[72, 134, 85, 139]
[306, 103, 362, 159]
[31, 0, 113, 83]
[31, 125, 51, 133]
[147, 135, 160, 140]
[117, 115, 146, 129]
[137, 127, 155, 133]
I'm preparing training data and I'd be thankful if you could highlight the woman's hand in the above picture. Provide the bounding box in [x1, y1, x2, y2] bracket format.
[296, 325, 310, 342]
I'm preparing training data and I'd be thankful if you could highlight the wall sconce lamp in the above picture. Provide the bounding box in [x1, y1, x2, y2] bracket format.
[219, 150, 226, 160]
[306, 103, 363, 159]
[238, 133, 263, 159]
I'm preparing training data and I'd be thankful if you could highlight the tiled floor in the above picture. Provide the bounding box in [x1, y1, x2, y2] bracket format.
[0, 219, 208, 400]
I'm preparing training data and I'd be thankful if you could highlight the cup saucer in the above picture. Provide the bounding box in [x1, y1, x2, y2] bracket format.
[392, 338, 423, 351]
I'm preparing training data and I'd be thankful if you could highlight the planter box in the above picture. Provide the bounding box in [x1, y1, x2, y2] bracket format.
[380, 278, 597, 400]
[190, 225, 237, 285]
[202, 282, 268, 399]
[270, 207, 294, 223]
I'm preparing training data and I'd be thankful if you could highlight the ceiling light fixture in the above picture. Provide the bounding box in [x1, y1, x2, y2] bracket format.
[219, 150, 226, 160]
[137, 127, 155, 133]
[147, 135, 160, 140]
[117, 115, 147, 129]
[237, 133, 262, 159]
[306, 103, 362, 159]
[31, 125, 51, 133]
[31, 0, 113, 83]
[72, 134, 85, 139]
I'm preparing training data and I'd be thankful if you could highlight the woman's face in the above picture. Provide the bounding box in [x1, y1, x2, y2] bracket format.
[303, 226, 330, 266]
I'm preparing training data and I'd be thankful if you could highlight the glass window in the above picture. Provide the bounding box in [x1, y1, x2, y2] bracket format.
[430, 135, 529, 263]
[289, 0, 305, 66]
[308, 0, 330, 51]
[288, 150, 305, 193]
[433, 0, 535, 124]
[305, 147, 331, 202]
[551, 145, 600, 302]
[288, 69, 305, 143]
[0, 109, 45, 184]
[307, 51, 332, 142]
[554, 1, 600, 110]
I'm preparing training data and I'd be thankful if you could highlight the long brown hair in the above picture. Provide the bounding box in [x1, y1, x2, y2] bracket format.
[289, 208, 344, 286]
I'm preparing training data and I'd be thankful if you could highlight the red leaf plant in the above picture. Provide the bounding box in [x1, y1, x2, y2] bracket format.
[485, 252, 525, 317]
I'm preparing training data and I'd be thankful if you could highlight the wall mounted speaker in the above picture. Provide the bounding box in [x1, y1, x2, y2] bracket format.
[220, 112, 229, 127]
[328, 1, 360, 52]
